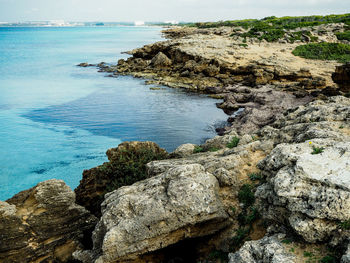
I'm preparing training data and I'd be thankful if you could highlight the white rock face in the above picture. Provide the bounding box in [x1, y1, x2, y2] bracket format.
[228, 235, 296, 263]
[172, 143, 196, 157]
[81, 164, 229, 263]
[257, 140, 350, 242]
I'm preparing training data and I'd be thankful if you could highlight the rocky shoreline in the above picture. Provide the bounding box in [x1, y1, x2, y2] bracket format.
[1, 23, 350, 263]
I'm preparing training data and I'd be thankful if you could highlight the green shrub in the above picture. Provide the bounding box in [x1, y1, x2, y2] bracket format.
[320, 255, 337, 263]
[248, 173, 262, 181]
[238, 206, 259, 225]
[336, 31, 350, 41]
[102, 147, 168, 193]
[303, 251, 314, 257]
[238, 184, 255, 208]
[339, 219, 350, 229]
[227, 137, 240, 148]
[193, 145, 204, 153]
[311, 146, 325, 155]
[281, 239, 292, 244]
[292, 42, 350, 63]
[231, 228, 250, 249]
[209, 147, 220, 152]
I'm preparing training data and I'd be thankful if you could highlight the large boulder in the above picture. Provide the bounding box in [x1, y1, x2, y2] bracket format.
[75, 164, 230, 263]
[332, 63, 350, 92]
[0, 179, 97, 263]
[257, 140, 350, 243]
[150, 52, 172, 68]
[75, 141, 168, 217]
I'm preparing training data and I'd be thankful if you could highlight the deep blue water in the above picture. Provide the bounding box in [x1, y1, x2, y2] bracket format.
[0, 27, 227, 200]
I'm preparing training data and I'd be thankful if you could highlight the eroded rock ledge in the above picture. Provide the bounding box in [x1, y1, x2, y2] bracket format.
[0, 180, 97, 263]
[71, 96, 350, 262]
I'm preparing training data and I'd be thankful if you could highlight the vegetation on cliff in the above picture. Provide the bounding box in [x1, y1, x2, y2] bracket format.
[292, 42, 350, 62]
[187, 13, 350, 29]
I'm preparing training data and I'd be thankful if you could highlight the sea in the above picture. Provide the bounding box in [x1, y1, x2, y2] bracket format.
[0, 26, 228, 200]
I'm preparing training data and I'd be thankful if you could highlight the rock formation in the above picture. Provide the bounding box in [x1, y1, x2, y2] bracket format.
[0, 179, 97, 263]
[75, 141, 168, 217]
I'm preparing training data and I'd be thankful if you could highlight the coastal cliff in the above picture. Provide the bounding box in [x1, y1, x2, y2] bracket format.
[2, 15, 350, 263]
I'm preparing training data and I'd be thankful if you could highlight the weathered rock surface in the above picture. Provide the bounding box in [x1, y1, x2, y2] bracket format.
[332, 63, 350, 92]
[218, 85, 313, 134]
[228, 234, 296, 263]
[0, 179, 97, 263]
[171, 143, 196, 157]
[256, 96, 350, 244]
[75, 141, 168, 217]
[75, 164, 230, 262]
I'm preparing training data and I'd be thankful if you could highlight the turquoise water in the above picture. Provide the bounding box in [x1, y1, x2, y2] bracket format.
[0, 27, 227, 200]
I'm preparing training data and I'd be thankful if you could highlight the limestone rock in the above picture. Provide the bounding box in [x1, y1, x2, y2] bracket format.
[0, 179, 97, 263]
[342, 242, 350, 263]
[172, 143, 196, 157]
[257, 139, 350, 243]
[150, 52, 172, 67]
[75, 141, 168, 217]
[228, 234, 296, 263]
[332, 63, 350, 92]
[77, 164, 229, 262]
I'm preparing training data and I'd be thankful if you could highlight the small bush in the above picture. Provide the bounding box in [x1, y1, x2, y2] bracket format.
[209, 147, 220, 152]
[320, 255, 337, 263]
[227, 137, 240, 148]
[311, 146, 325, 155]
[238, 184, 255, 208]
[292, 42, 350, 63]
[339, 219, 350, 229]
[248, 173, 262, 181]
[238, 206, 259, 225]
[281, 239, 292, 244]
[193, 145, 204, 153]
[336, 31, 350, 41]
[303, 251, 314, 257]
[231, 228, 250, 249]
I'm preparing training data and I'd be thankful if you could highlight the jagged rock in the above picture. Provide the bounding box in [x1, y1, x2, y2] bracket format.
[332, 63, 350, 92]
[228, 234, 296, 263]
[257, 139, 350, 243]
[75, 141, 168, 217]
[150, 52, 172, 67]
[75, 164, 229, 263]
[224, 86, 312, 134]
[0, 179, 97, 263]
[172, 143, 196, 157]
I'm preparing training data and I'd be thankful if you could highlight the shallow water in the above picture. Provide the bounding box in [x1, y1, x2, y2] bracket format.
[0, 26, 228, 200]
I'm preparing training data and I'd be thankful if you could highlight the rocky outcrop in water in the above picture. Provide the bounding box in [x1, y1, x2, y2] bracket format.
[73, 96, 350, 262]
[75, 141, 168, 217]
[0, 179, 97, 263]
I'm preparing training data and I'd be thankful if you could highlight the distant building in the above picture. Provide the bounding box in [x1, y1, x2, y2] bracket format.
[164, 20, 179, 25]
[134, 21, 145, 26]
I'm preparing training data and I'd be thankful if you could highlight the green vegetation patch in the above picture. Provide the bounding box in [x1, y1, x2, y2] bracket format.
[238, 184, 255, 208]
[311, 146, 325, 155]
[193, 145, 205, 153]
[227, 136, 240, 148]
[336, 31, 350, 41]
[101, 147, 168, 193]
[292, 42, 350, 63]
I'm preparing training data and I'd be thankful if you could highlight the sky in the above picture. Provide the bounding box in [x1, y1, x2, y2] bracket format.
[0, 0, 349, 22]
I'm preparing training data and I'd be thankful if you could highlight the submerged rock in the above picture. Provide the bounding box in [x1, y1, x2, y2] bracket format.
[0, 179, 97, 263]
